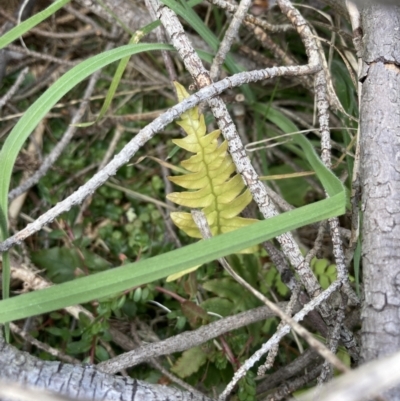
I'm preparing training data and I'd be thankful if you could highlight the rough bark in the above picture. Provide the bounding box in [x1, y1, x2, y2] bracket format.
[0, 335, 213, 401]
[360, 2, 400, 400]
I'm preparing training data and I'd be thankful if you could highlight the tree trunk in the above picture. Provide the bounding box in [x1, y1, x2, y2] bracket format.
[360, 3, 400, 400]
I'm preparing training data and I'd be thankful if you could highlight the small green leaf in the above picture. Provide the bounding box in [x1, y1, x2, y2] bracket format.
[203, 278, 259, 311]
[30, 247, 111, 283]
[115, 295, 126, 310]
[44, 327, 70, 340]
[263, 266, 289, 297]
[78, 312, 92, 329]
[200, 298, 234, 317]
[175, 316, 187, 331]
[133, 288, 142, 302]
[312, 257, 337, 289]
[313, 258, 330, 275]
[30, 247, 80, 283]
[320, 276, 330, 290]
[95, 345, 109, 361]
[170, 346, 208, 378]
[67, 339, 91, 354]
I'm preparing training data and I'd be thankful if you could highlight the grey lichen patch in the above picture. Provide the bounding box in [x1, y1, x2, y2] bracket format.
[386, 292, 400, 306]
[376, 214, 395, 232]
[368, 183, 391, 199]
[370, 291, 386, 311]
[383, 321, 400, 336]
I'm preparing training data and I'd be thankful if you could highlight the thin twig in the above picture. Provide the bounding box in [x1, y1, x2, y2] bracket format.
[8, 52, 107, 201]
[97, 303, 292, 374]
[151, 0, 324, 302]
[296, 350, 400, 401]
[256, 348, 322, 394]
[219, 279, 343, 400]
[130, 320, 205, 397]
[144, 0, 177, 84]
[0, 67, 29, 112]
[210, 0, 252, 81]
[10, 323, 80, 364]
[6, 44, 80, 67]
[74, 124, 125, 225]
[317, 293, 346, 385]
[190, 210, 348, 401]
[262, 365, 322, 401]
[257, 284, 301, 375]
[206, 0, 293, 33]
[313, 18, 359, 308]
[0, 63, 320, 253]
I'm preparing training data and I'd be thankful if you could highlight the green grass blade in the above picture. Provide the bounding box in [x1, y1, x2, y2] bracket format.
[0, 190, 344, 324]
[77, 21, 161, 127]
[266, 107, 342, 197]
[0, 43, 173, 337]
[0, 206, 10, 339]
[0, 103, 345, 323]
[0, 43, 173, 240]
[0, 0, 71, 49]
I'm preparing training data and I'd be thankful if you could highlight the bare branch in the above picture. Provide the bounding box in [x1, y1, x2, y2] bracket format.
[8, 58, 105, 201]
[151, 0, 323, 302]
[97, 303, 291, 374]
[0, 64, 318, 253]
[219, 279, 343, 400]
[209, 0, 252, 81]
[296, 350, 400, 401]
[0, 67, 29, 112]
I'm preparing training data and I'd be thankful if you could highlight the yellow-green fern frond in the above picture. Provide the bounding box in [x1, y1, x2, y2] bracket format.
[167, 82, 258, 279]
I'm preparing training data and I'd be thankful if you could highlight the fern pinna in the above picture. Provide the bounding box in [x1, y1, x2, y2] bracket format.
[167, 82, 257, 276]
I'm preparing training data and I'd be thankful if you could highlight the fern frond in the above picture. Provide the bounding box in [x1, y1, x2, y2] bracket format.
[167, 82, 257, 244]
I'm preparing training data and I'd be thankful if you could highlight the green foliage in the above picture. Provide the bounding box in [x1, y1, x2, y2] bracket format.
[171, 346, 208, 378]
[237, 371, 257, 401]
[203, 277, 261, 313]
[0, 1, 358, 395]
[31, 247, 111, 283]
[263, 266, 290, 297]
[0, 0, 71, 49]
[200, 297, 234, 317]
[267, 163, 312, 207]
[311, 257, 337, 290]
[310, 256, 354, 290]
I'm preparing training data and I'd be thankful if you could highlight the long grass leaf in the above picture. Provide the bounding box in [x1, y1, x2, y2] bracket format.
[0, 188, 344, 324]
[0, 113, 345, 323]
[0, 0, 71, 49]
[78, 21, 161, 127]
[0, 43, 173, 339]
[0, 43, 173, 240]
